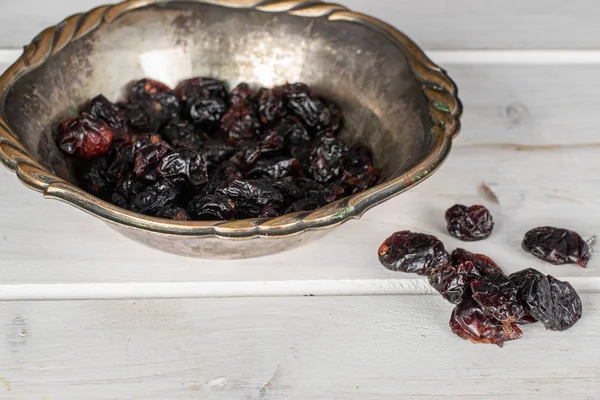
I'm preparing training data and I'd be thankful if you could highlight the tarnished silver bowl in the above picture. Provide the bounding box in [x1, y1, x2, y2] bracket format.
[0, 0, 461, 258]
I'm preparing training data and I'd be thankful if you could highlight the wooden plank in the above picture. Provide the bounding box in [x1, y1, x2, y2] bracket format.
[0, 296, 598, 399]
[0, 0, 599, 49]
[1, 142, 599, 287]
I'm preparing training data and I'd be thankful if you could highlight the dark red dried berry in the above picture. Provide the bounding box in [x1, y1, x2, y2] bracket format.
[428, 261, 481, 304]
[450, 297, 523, 347]
[83, 95, 127, 130]
[309, 136, 349, 183]
[510, 269, 582, 331]
[215, 180, 284, 217]
[155, 205, 190, 221]
[158, 150, 208, 187]
[247, 157, 302, 180]
[470, 274, 525, 324]
[188, 194, 236, 221]
[131, 181, 178, 215]
[128, 78, 181, 128]
[133, 135, 172, 181]
[446, 204, 494, 241]
[257, 86, 287, 124]
[522, 226, 594, 267]
[56, 114, 114, 159]
[161, 119, 203, 151]
[175, 78, 229, 132]
[450, 248, 503, 276]
[285, 83, 333, 135]
[220, 102, 261, 143]
[378, 231, 449, 275]
[230, 83, 253, 105]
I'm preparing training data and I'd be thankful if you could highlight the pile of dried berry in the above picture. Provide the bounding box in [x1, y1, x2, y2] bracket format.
[378, 204, 588, 347]
[54, 78, 381, 221]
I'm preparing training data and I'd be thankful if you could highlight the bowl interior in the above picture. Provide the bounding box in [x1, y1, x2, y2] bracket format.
[2, 1, 432, 189]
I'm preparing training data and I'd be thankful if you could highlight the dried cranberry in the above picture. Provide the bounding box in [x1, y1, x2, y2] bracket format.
[428, 261, 481, 305]
[450, 248, 503, 276]
[259, 206, 279, 218]
[56, 114, 114, 159]
[470, 274, 525, 324]
[522, 227, 594, 267]
[229, 141, 261, 172]
[80, 156, 111, 198]
[115, 173, 145, 202]
[257, 86, 287, 123]
[285, 83, 333, 135]
[131, 180, 178, 215]
[450, 297, 523, 347]
[211, 161, 243, 183]
[155, 205, 190, 221]
[509, 269, 582, 331]
[309, 136, 349, 183]
[215, 180, 284, 217]
[83, 95, 127, 130]
[220, 102, 260, 143]
[202, 141, 237, 165]
[378, 231, 449, 275]
[188, 194, 236, 221]
[161, 119, 203, 151]
[265, 116, 311, 149]
[175, 78, 229, 132]
[247, 157, 302, 180]
[133, 135, 173, 181]
[158, 150, 208, 187]
[446, 204, 495, 241]
[230, 83, 253, 105]
[342, 166, 381, 195]
[128, 78, 180, 127]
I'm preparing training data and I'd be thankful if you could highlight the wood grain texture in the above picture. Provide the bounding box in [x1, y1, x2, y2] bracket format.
[0, 296, 598, 399]
[0, 0, 599, 49]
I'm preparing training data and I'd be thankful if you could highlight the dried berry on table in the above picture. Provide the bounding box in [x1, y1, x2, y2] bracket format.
[428, 261, 481, 305]
[56, 114, 114, 159]
[470, 274, 525, 324]
[449, 297, 523, 347]
[450, 248, 503, 276]
[378, 231, 449, 275]
[509, 269, 582, 331]
[445, 204, 495, 241]
[522, 226, 594, 267]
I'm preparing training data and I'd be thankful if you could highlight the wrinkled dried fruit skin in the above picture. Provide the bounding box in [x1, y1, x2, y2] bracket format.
[133, 135, 173, 181]
[285, 83, 333, 136]
[176, 78, 229, 133]
[428, 261, 481, 304]
[378, 231, 450, 275]
[84, 95, 127, 130]
[57, 78, 381, 220]
[158, 150, 208, 187]
[470, 274, 525, 323]
[450, 297, 523, 347]
[257, 86, 287, 124]
[522, 226, 593, 267]
[446, 204, 494, 241]
[132, 181, 178, 215]
[220, 102, 260, 143]
[56, 114, 114, 159]
[162, 119, 203, 151]
[309, 136, 349, 183]
[450, 248, 503, 276]
[510, 269, 582, 331]
[188, 194, 237, 221]
[247, 157, 302, 180]
[230, 83, 253, 105]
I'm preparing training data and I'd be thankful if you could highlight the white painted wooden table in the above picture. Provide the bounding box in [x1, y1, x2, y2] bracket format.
[1, 1, 600, 399]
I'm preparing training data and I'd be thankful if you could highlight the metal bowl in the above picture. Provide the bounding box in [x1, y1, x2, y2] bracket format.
[0, 0, 461, 259]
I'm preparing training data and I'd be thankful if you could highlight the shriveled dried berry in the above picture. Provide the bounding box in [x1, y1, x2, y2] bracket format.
[257, 86, 287, 123]
[220, 102, 260, 143]
[211, 161, 243, 183]
[378, 230, 449, 275]
[114, 173, 145, 203]
[450, 248, 503, 276]
[129, 78, 181, 127]
[215, 180, 283, 217]
[162, 119, 203, 151]
[56, 114, 114, 159]
[247, 157, 302, 180]
[428, 261, 481, 304]
[450, 297, 523, 347]
[446, 204, 495, 241]
[510, 269, 582, 331]
[230, 83, 253, 105]
[309, 136, 349, 183]
[83, 95, 127, 130]
[133, 135, 172, 181]
[80, 156, 111, 198]
[158, 150, 208, 187]
[285, 83, 334, 135]
[470, 274, 525, 323]
[176, 78, 229, 132]
[522, 226, 594, 267]
[188, 194, 236, 221]
[155, 205, 190, 221]
[132, 181, 178, 215]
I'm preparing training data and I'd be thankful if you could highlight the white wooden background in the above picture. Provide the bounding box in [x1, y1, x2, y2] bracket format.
[1, 1, 600, 399]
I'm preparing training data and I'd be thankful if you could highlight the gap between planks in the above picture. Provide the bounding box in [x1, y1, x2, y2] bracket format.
[4, 49, 600, 66]
[0, 277, 598, 301]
